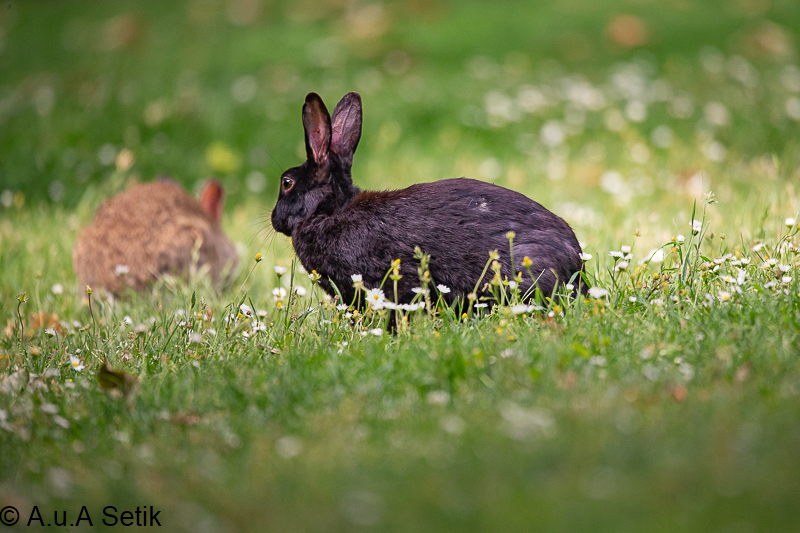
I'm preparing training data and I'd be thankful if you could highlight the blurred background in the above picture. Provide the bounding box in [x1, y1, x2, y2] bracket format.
[1, 0, 800, 253]
[3, 3, 800, 530]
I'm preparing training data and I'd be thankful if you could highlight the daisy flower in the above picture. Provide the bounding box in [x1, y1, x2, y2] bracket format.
[588, 287, 610, 298]
[510, 304, 532, 315]
[69, 356, 84, 372]
[272, 287, 287, 300]
[365, 288, 386, 308]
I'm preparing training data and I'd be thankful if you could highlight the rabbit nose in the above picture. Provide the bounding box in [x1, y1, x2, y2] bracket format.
[270, 209, 290, 236]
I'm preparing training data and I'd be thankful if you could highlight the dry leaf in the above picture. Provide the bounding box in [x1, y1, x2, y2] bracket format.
[97, 360, 138, 397]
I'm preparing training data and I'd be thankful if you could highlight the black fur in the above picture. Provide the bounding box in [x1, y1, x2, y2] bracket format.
[271, 92, 587, 306]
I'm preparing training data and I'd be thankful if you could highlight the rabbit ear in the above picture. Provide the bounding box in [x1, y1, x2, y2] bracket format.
[330, 92, 362, 168]
[200, 179, 224, 225]
[302, 93, 331, 166]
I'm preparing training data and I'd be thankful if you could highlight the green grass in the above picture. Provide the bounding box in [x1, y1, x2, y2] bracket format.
[3, 0, 800, 531]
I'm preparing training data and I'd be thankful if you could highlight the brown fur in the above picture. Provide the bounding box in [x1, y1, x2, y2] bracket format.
[72, 181, 238, 295]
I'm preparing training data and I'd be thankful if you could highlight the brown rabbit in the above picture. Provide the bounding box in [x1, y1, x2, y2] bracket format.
[73, 179, 239, 295]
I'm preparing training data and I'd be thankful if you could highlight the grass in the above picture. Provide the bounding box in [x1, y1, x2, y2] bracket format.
[3, 0, 800, 531]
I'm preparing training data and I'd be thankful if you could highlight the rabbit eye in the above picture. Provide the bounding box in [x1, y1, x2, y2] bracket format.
[282, 178, 295, 192]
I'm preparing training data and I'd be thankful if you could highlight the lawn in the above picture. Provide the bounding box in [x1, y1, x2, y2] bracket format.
[2, 0, 800, 531]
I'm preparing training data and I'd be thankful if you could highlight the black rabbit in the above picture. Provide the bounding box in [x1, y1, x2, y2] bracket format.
[271, 92, 587, 306]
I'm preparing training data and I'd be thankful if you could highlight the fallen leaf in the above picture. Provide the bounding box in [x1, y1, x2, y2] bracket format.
[97, 360, 138, 397]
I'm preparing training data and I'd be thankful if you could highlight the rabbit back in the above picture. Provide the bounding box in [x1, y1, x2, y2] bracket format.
[72, 182, 238, 294]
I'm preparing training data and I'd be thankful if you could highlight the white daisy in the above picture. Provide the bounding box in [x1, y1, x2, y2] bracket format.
[365, 288, 386, 308]
[639, 249, 665, 264]
[272, 287, 287, 300]
[588, 287, 610, 298]
[510, 304, 532, 315]
[69, 356, 84, 372]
